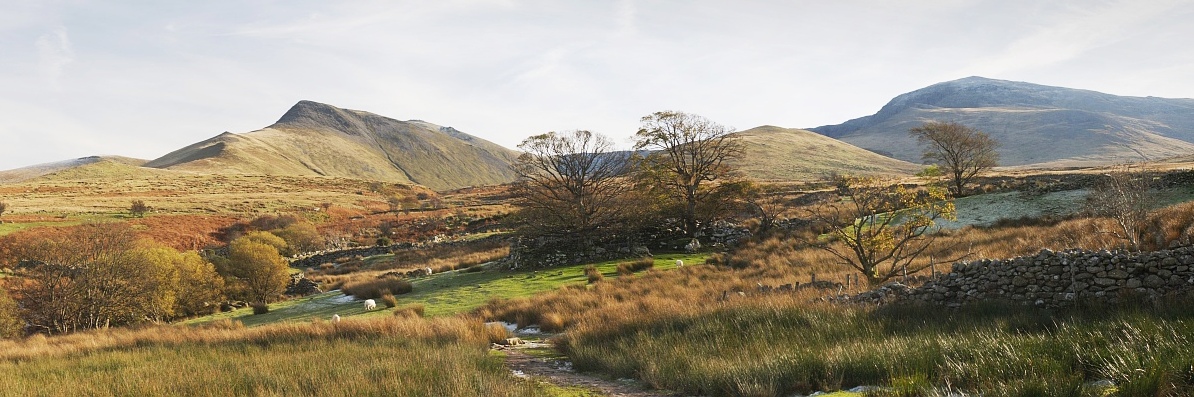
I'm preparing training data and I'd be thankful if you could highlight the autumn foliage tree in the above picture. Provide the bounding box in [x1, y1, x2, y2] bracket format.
[909, 121, 999, 197]
[0, 201, 8, 223]
[10, 224, 221, 333]
[810, 175, 956, 285]
[633, 111, 743, 236]
[216, 231, 290, 305]
[0, 286, 21, 339]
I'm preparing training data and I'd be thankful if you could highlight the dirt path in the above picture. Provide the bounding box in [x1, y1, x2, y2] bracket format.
[499, 346, 679, 397]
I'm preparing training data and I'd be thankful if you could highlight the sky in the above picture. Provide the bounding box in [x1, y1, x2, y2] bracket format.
[2, 0, 1194, 170]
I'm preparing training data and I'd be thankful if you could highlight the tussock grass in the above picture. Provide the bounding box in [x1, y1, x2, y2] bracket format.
[341, 277, 412, 300]
[0, 316, 549, 396]
[558, 296, 1194, 396]
[615, 257, 655, 275]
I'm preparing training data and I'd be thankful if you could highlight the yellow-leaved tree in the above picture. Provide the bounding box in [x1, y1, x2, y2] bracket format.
[217, 231, 290, 305]
[810, 175, 956, 285]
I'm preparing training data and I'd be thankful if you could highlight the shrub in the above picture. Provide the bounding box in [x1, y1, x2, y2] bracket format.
[584, 265, 603, 283]
[380, 294, 398, 308]
[342, 277, 412, 300]
[251, 302, 269, 315]
[393, 304, 425, 318]
[376, 237, 393, 247]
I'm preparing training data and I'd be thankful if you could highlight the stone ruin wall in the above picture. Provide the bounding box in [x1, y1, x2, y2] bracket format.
[903, 246, 1194, 307]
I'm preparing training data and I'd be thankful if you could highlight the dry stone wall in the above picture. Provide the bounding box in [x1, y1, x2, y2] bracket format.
[905, 247, 1194, 307]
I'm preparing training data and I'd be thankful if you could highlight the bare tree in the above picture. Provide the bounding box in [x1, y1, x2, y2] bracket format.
[810, 175, 956, 286]
[512, 130, 632, 241]
[909, 121, 999, 197]
[633, 111, 743, 236]
[1085, 165, 1155, 250]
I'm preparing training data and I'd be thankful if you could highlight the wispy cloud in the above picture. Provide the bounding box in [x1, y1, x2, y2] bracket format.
[964, 0, 1184, 77]
[36, 26, 73, 90]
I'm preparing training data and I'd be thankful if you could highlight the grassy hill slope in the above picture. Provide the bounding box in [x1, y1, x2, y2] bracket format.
[146, 101, 519, 191]
[0, 156, 148, 184]
[731, 126, 921, 181]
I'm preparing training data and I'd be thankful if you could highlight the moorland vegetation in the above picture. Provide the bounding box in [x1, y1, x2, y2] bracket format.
[3, 110, 1194, 396]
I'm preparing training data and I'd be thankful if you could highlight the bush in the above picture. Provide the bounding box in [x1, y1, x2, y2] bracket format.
[251, 302, 270, 315]
[584, 265, 603, 283]
[376, 237, 393, 247]
[342, 277, 412, 300]
[380, 294, 398, 308]
[393, 304, 425, 318]
[616, 258, 654, 276]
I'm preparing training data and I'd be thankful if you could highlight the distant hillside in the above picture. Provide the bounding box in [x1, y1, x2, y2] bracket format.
[810, 77, 1194, 167]
[731, 126, 920, 181]
[0, 156, 148, 184]
[146, 101, 519, 191]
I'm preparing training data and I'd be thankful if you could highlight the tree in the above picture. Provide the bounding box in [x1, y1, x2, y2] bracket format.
[0, 201, 8, 223]
[218, 232, 290, 304]
[512, 130, 632, 241]
[271, 221, 324, 256]
[810, 175, 955, 286]
[0, 286, 22, 339]
[909, 121, 999, 197]
[1085, 166, 1154, 250]
[173, 251, 225, 317]
[12, 224, 179, 333]
[129, 200, 149, 217]
[633, 111, 743, 236]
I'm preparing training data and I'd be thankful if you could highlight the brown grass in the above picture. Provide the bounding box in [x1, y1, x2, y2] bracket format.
[341, 277, 412, 299]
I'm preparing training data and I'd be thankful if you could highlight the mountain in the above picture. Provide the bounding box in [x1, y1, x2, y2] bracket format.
[145, 101, 519, 191]
[810, 77, 1194, 167]
[0, 156, 149, 184]
[730, 126, 920, 181]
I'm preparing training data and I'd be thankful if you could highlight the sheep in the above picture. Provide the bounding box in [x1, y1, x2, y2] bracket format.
[425, 267, 434, 276]
[364, 299, 377, 311]
[331, 314, 341, 323]
[675, 259, 684, 267]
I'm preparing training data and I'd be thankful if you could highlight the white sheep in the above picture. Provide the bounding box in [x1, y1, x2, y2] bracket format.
[331, 314, 341, 323]
[426, 267, 434, 275]
[675, 259, 684, 267]
[364, 299, 377, 311]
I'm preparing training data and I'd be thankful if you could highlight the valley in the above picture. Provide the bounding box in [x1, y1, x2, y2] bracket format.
[4, 78, 1194, 396]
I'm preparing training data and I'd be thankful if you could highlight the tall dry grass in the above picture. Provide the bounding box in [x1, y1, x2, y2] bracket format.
[559, 295, 1194, 396]
[0, 316, 546, 396]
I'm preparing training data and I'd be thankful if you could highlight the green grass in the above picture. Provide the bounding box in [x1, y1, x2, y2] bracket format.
[187, 253, 708, 326]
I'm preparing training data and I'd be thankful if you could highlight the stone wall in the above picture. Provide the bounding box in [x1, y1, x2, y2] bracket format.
[904, 247, 1194, 307]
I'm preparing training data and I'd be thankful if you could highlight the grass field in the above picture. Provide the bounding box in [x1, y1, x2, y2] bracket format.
[187, 253, 708, 327]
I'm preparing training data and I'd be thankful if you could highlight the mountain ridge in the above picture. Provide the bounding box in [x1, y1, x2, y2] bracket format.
[810, 77, 1194, 166]
[145, 101, 520, 191]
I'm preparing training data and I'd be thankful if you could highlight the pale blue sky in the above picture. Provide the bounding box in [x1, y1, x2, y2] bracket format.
[3, 0, 1193, 170]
